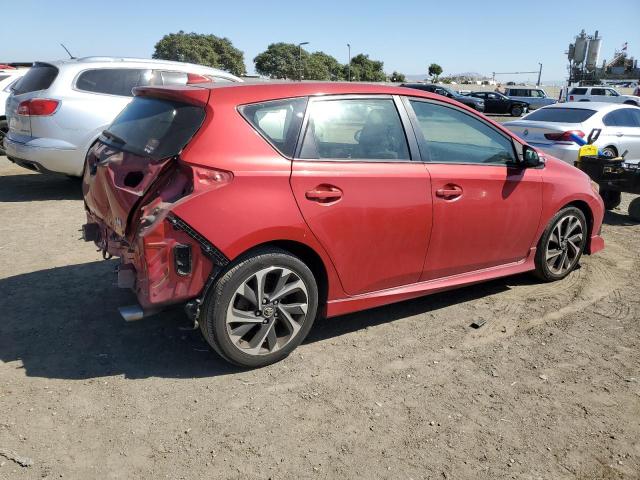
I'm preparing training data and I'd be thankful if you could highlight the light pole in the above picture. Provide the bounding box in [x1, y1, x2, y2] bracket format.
[298, 42, 309, 81]
[537, 62, 543, 86]
[347, 43, 351, 82]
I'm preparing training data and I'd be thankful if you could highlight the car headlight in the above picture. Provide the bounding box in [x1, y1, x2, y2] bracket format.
[590, 180, 600, 194]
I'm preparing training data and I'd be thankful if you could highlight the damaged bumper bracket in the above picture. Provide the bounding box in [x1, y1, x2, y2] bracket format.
[165, 214, 229, 267]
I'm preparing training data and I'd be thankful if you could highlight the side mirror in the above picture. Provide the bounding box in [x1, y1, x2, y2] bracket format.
[522, 145, 542, 168]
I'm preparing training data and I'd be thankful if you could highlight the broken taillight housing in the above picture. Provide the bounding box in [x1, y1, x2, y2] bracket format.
[17, 98, 60, 116]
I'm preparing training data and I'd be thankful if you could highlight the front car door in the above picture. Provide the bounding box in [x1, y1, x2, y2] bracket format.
[290, 95, 433, 295]
[403, 98, 543, 280]
[485, 92, 507, 113]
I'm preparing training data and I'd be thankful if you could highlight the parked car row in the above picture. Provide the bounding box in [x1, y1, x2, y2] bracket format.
[3, 57, 241, 176]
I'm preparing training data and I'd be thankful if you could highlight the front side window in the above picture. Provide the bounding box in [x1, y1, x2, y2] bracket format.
[605, 89, 619, 97]
[239, 98, 307, 158]
[409, 100, 516, 165]
[76, 69, 149, 96]
[531, 90, 545, 98]
[299, 98, 410, 161]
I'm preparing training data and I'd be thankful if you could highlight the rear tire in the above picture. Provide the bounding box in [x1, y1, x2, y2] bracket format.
[629, 197, 640, 222]
[600, 190, 621, 210]
[533, 207, 587, 282]
[601, 146, 618, 158]
[510, 105, 523, 116]
[200, 247, 318, 368]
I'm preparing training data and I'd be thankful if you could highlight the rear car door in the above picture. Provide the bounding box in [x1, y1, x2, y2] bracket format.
[290, 95, 432, 295]
[602, 108, 640, 158]
[404, 98, 543, 280]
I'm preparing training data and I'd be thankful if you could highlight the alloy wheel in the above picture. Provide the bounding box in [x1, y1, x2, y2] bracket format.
[225, 266, 309, 356]
[545, 215, 584, 275]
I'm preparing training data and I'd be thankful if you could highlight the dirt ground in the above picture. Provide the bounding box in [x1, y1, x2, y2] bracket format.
[1, 151, 639, 480]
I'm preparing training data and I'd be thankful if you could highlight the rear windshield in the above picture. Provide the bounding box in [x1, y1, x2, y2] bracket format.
[12, 63, 58, 95]
[101, 97, 205, 161]
[524, 108, 596, 123]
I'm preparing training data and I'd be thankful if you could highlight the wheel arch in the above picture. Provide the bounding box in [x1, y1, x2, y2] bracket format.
[564, 200, 593, 237]
[231, 239, 331, 316]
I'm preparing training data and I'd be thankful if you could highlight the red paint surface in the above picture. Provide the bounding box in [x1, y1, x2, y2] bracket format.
[82, 82, 605, 316]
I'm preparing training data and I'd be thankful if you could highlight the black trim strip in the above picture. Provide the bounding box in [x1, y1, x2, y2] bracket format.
[166, 214, 229, 266]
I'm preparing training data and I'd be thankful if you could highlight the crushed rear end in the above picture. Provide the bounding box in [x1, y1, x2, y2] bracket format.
[82, 85, 230, 317]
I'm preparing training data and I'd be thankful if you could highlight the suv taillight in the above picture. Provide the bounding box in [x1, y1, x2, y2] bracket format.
[569, 95, 574, 101]
[17, 99, 59, 116]
[544, 130, 585, 142]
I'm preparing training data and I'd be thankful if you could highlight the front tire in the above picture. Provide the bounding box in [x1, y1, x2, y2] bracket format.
[200, 247, 318, 368]
[534, 207, 587, 282]
[510, 105, 523, 116]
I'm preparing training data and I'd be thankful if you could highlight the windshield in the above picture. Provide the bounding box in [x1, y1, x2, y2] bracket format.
[101, 97, 205, 161]
[524, 108, 596, 123]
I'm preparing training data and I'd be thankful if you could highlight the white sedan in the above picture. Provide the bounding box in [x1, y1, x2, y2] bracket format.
[503, 102, 640, 164]
[0, 68, 29, 155]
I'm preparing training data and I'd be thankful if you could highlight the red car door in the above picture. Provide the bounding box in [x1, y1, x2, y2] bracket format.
[290, 96, 432, 295]
[404, 98, 543, 281]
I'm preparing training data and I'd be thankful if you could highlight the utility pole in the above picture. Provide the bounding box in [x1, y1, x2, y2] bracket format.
[298, 42, 309, 81]
[347, 43, 351, 81]
[537, 63, 543, 86]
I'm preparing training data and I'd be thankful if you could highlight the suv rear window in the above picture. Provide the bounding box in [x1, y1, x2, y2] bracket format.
[524, 108, 596, 123]
[239, 98, 307, 158]
[100, 97, 205, 161]
[76, 69, 149, 96]
[12, 63, 58, 95]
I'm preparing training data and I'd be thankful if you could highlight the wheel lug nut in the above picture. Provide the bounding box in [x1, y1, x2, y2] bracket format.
[262, 299, 267, 304]
[255, 311, 261, 316]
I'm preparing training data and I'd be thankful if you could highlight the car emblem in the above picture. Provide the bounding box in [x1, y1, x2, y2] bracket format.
[262, 306, 275, 317]
[523, 129, 529, 137]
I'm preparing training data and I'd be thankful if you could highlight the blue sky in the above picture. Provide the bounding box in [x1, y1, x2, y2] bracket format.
[2, 0, 639, 82]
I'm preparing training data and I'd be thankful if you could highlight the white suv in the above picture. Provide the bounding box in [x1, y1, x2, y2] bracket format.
[4, 57, 241, 176]
[567, 86, 640, 106]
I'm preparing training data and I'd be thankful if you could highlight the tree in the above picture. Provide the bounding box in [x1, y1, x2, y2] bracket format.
[152, 31, 246, 76]
[306, 52, 344, 81]
[346, 54, 386, 82]
[428, 63, 443, 82]
[388, 71, 406, 83]
[254, 42, 309, 80]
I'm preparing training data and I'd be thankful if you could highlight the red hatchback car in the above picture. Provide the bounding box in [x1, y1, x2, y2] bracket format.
[82, 82, 605, 367]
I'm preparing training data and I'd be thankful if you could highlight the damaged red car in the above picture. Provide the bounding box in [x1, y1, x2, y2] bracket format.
[82, 82, 605, 367]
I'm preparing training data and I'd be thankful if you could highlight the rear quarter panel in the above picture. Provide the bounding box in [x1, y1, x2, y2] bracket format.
[171, 91, 347, 301]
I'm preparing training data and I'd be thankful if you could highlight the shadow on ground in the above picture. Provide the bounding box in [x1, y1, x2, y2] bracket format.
[603, 209, 639, 226]
[0, 171, 82, 202]
[0, 258, 534, 380]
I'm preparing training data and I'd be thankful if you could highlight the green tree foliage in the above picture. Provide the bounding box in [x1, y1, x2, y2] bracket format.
[346, 54, 386, 82]
[388, 71, 407, 82]
[254, 43, 305, 79]
[428, 63, 443, 81]
[306, 52, 344, 81]
[152, 31, 246, 76]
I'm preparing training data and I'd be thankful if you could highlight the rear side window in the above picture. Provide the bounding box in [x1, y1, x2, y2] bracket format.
[569, 88, 587, 95]
[239, 98, 307, 158]
[101, 97, 205, 161]
[603, 109, 639, 127]
[12, 63, 58, 95]
[76, 69, 149, 96]
[591, 88, 605, 95]
[299, 98, 410, 161]
[524, 108, 596, 123]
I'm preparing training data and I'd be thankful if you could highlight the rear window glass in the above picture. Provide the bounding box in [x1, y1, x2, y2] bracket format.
[76, 69, 149, 96]
[239, 98, 307, 158]
[524, 108, 596, 123]
[12, 63, 58, 95]
[100, 97, 205, 161]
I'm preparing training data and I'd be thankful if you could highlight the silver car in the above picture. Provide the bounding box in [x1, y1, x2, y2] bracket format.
[503, 87, 557, 110]
[4, 57, 241, 176]
[503, 102, 640, 164]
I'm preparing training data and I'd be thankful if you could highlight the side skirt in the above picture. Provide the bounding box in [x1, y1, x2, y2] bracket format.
[326, 248, 537, 317]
